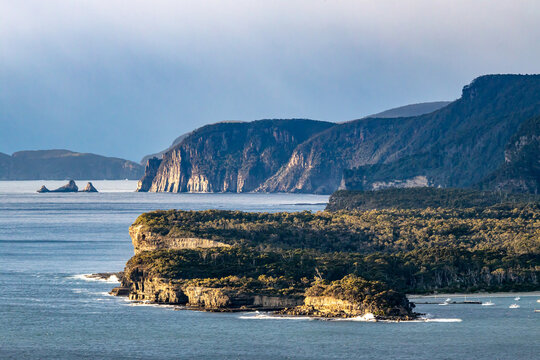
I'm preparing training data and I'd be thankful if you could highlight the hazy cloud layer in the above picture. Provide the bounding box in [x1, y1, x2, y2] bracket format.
[1, 1, 539, 161]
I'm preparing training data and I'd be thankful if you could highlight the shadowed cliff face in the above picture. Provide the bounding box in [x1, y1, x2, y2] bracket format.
[263, 75, 540, 193]
[140, 119, 335, 193]
[477, 116, 540, 194]
[136, 158, 162, 192]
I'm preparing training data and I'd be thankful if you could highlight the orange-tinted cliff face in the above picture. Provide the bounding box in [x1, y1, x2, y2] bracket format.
[135, 119, 335, 193]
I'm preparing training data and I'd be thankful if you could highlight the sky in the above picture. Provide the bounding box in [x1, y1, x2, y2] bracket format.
[1, 1, 540, 162]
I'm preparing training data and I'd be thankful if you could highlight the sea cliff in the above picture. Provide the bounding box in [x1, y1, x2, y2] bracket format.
[135, 75, 540, 194]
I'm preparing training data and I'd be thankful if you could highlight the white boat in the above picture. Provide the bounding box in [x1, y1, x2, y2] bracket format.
[514, 296, 520, 301]
[445, 298, 452, 302]
[438, 301, 450, 306]
[481, 301, 495, 306]
[509, 304, 520, 309]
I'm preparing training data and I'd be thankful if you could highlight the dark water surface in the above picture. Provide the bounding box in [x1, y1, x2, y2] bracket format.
[0, 181, 538, 359]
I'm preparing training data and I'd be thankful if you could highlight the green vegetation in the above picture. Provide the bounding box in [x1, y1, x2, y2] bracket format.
[125, 241, 539, 295]
[133, 204, 539, 254]
[124, 192, 539, 316]
[327, 188, 539, 211]
[305, 275, 414, 317]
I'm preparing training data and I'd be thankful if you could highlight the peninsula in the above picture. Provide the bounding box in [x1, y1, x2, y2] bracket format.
[111, 188, 539, 320]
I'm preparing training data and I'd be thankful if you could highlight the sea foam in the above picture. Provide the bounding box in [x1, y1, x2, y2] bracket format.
[238, 312, 314, 320]
[69, 273, 120, 284]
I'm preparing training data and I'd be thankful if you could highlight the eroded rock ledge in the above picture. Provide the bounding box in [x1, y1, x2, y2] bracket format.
[129, 224, 230, 254]
[112, 244, 417, 320]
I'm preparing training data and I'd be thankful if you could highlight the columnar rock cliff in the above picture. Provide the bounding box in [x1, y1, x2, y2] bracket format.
[136, 157, 162, 192]
[138, 119, 334, 193]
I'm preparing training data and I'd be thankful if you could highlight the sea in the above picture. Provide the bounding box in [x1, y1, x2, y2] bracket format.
[0, 180, 538, 360]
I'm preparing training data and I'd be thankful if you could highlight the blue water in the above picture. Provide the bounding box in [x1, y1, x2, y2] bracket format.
[0, 181, 538, 359]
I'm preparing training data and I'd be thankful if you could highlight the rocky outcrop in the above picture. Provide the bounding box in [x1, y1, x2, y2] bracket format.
[81, 182, 98, 192]
[0, 149, 143, 180]
[182, 286, 303, 310]
[121, 274, 303, 310]
[129, 224, 230, 254]
[280, 275, 416, 320]
[136, 158, 162, 192]
[281, 296, 366, 318]
[38, 181, 100, 193]
[126, 277, 188, 304]
[137, 119, 335, 193]
[118, 262, 415, 318]
[46, 180, 78, 192]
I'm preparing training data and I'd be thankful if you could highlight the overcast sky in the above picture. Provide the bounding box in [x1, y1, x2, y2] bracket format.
[1, 1, 539, 161]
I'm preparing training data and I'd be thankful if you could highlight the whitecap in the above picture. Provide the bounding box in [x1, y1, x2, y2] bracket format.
[423, 318, 462, 323]
[126, 301, 178, 310]
[238, 313, 313, 320]
[332, 313, 377, 322]
[68, 273, 120, 283]
[401, 316, 462, 323]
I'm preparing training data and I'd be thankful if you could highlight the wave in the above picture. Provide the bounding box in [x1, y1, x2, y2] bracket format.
[238, 312, 460, 323]
[238, 312, 314, 321]
[69, 273, 120, 283]
[127, 301, 178, 310]
[419, 318, 462, 323]
[331, 313, 377, 322]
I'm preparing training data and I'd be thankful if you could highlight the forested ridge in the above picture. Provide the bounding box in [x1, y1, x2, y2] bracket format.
[131, 202, 539, 293]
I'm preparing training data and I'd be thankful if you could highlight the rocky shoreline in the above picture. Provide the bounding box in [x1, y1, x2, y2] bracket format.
[102, 203, 539, 321]
[108, 271, 418, 321]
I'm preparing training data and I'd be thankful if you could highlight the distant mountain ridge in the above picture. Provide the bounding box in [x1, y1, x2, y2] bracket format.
[137, 74, 540, 194]
[0, 150, 143, 180]
[366, 101, 451, 118]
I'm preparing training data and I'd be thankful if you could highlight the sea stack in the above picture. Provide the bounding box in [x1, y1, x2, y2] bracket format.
[37, 185, 50, 193]
[81, 182, 98, 192]
[51, 180, 78, 192]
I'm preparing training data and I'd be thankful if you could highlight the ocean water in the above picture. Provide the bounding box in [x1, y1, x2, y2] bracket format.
[0, 180, 538, 359]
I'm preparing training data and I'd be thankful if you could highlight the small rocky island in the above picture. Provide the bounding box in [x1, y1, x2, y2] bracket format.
[110, 193, 539, 320]
[37, 180, 98, 193]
